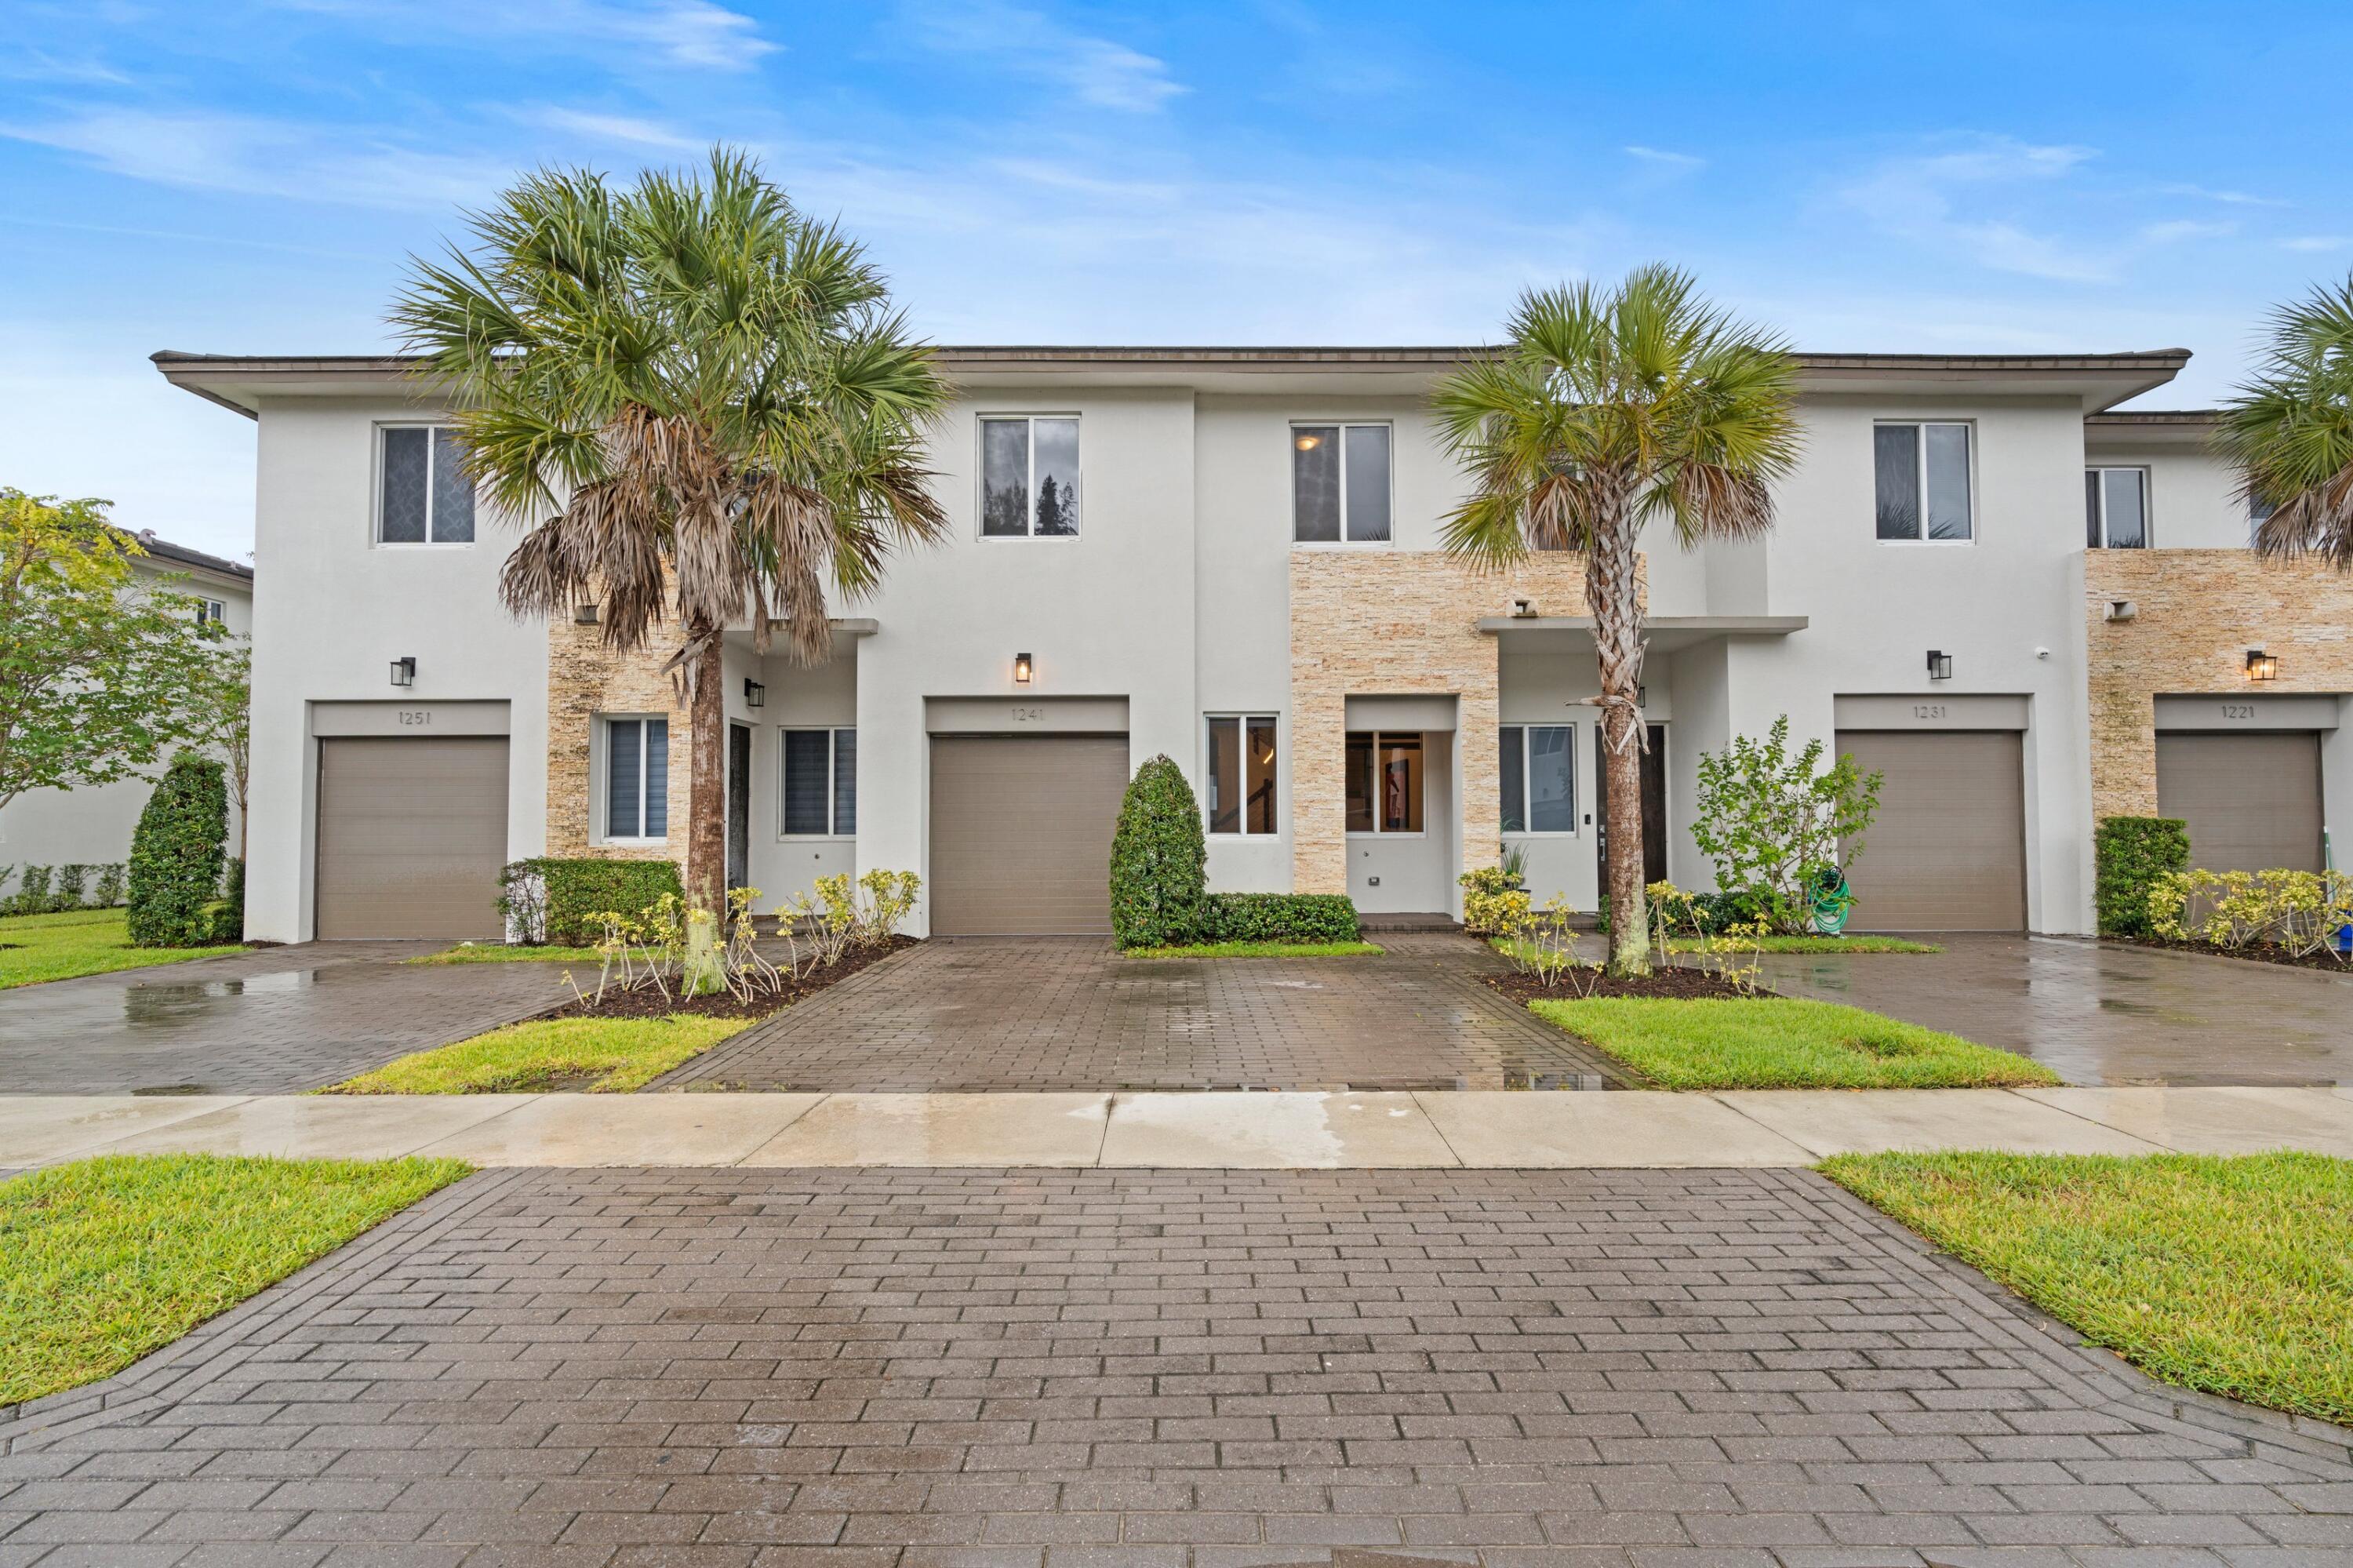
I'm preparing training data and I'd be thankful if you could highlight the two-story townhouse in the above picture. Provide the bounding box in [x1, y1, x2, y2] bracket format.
[152, 344, 2352, 944]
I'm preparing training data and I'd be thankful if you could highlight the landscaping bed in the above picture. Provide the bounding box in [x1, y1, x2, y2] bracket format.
[544, 933, 916, 1021]
[1488, 965, 1766, 1004]
[1526, 995, 2059, 1089]
[2107, 935, 2353, 975]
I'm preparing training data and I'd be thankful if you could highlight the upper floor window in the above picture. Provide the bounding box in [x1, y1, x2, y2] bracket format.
[980, 416, 1080, 537]
[1293, 424, 1391, 544]
[782, 727, 856, 836]
[378, 425, 476, 544]
[2250, 492, 2277, 547]
[1345, 731, 1422, 834]
[1206, 715, 1278, 835]
[195, 598, 227, 628]
[2085, 467, 2149, 549]
[602, 716, 668, 841]
[1501, 723, 1575, 835]
[1873, 420, 1972, 542]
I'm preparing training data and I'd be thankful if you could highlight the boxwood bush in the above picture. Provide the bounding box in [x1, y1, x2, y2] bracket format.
[126, 754, 229, 947]
[2095, 816, 2190, 937]
[1108, 755, 1207, 948]
[1199, 892, 1360, 944]
[500, 857, 685, 946]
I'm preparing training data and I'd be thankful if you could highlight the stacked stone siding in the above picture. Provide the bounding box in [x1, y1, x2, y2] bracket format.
[2086, 549, 2353, 817]
[1288, 550, 1599, 897]
[545, 613, 691, 867]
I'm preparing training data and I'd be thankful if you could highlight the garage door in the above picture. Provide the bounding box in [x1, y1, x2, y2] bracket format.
[2156, 731, 2324, 873]
[315, 737, 509, 939]
[1835, 729, 2027, 931]
[929, 735, 1129, 935]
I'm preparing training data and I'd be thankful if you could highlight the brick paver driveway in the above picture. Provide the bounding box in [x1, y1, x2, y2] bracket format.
[5, 1165, 2349, 1565]
[0, 943, 576, 1095]
[661, 934, 1632, 1093]
[1758, 935, 2353, 1086]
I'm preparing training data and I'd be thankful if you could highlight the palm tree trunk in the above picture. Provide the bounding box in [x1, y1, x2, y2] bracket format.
[1589, 503, 1650, 976]
[686, 618, 727, 915]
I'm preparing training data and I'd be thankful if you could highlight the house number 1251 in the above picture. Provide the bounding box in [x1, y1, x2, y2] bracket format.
[397, 710, 432, 726]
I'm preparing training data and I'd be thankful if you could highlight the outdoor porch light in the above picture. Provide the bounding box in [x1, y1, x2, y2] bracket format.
[1509, 596, 1537, 618]
[388, 656, 416, 688]
[1013, 651, 1034, 685]
[744, 678, 766, 708]
[2246, 648, 2278, 681]
[573, 602, 599, 624]
[1926, 649, 1953, 681]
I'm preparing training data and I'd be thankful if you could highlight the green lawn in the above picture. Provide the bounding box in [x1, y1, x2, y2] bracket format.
[0, 908, 243, 990]
[1530, 996, 2059, 1090]
[322, 1013, 751, 1093]
[1824, 1151, 2353, 1425]
[1121, 940, 1384, 959]
[0, 1154, 469, 1410]
[407, 942, 607, 965]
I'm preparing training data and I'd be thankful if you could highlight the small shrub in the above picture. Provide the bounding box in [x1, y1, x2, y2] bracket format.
[2148, 867, 2353, 961]
[1108, 755, 1207, 949]
[1198, 892, 1359, 944]
[1463, 885, 1530, 937]
[1648, 881, 1769, 995]
[91, 863, 125, 908]
[2095, 816, 2189, 938]
[500, 857, 685, 947]
[10, 865, 54, 916]
[53, 864, 92, 909]
[203, 858, 245, 944]
[125, 755, 228, 947]
[1690, 716, 1882, 934]
[1496, 893, 1591, 991]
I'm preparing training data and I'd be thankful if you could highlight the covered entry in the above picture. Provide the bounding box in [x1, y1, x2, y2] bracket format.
[928, 722, 1129, 936]
[315, 734, 509, 939]
[1835, 697, 2028, 931]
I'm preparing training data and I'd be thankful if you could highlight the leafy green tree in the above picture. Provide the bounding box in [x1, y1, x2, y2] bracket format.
[1109, 755, 1207, 948]
[2220, 276, 2353, 565]
[1689, 717, 1882, 933]
[391, 147, 953, 915]
[0, 491, 218, 817]
[126, 753, 228, 947]
[184, 641, 252, 858]
[1433, 267, 1802, 972]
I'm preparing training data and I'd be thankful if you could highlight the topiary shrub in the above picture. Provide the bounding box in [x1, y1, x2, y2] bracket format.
[126, 754, 228, 947]
[2096, 816, 2191, 937]
[500, 857, 686, 946]
[1108, 755, 1207, 949]
[1199, 892, 1360, 944]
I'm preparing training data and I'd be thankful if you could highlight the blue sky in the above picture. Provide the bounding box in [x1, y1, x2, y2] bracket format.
[4, 1, 2347, 560]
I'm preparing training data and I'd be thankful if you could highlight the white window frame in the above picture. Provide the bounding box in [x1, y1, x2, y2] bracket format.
[1203, 713, 1280, 838]
[2248, 491, 2277, 548]
[1500, 722, 1578, 838]
[976, 413, 1082, 540]
[1873, 419, 1976, 545]
[373, 423, 476, 548]
[2086, 465, 2152, 550]
[595, 715, 669, 845]
[779, 726, 856, 839]
[195, 598, 227, 627]
[1289, 420, 1395, 547]
[1344, 729, 1427, 838]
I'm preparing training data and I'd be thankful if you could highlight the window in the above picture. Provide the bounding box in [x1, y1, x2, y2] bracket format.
[1206, 715, 1278, 835]
[1873, 421, 1972, 541]
[1292, 424, 1392, 543]
[1344, 731, 1423, 833]
[195, 598, 226, 628]
[980, 416, 1080, 537]
[781, 727, 856, 835]
[1500, 724, 1575, 834]
[2249, 491, 2277, 548]
[603, 717, 669, 840]
[377, 425, 476, 544]
[2085, 467, 2149, 549]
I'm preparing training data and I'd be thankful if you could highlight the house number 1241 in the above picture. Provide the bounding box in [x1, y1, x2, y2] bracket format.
[1009, 706, 1046, 723]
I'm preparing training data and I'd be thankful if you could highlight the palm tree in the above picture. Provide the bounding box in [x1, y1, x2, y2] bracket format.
[1433, 266, 1801, 974]
[2220, 276, 2353, 567]
[391, 147, 951, 918]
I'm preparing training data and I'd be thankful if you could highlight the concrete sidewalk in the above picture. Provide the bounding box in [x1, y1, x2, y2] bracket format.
[5, 1082, 2351, 1170]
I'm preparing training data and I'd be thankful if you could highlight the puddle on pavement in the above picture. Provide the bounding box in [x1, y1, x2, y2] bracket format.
[120, 968, 335, 1026]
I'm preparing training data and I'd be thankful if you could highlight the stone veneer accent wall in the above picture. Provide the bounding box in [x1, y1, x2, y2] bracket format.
[1289, 550, 1599, 897]
[2086, 549, 2353, 817]
[545, 612, 691, 866]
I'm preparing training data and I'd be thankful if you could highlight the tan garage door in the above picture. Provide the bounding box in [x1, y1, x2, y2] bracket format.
[2156, 731, 2324, 873]
[929, 735, 1129, 935]
[1835, 729, 2027, 931]
[315, 737, 509, 939]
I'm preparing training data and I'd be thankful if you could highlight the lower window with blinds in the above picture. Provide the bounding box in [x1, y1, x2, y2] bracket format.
[781, 727, 856, 836]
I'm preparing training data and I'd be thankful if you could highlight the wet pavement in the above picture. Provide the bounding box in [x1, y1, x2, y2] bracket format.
[1757, 933, 2353, 1086]
[0, 942, 578, 1095]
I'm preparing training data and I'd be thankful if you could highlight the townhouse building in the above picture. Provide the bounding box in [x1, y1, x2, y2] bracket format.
[153, 345, 2353, 944]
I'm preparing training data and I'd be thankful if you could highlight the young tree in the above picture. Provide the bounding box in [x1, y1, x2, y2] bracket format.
[2220, 275, 2353, 565]
[391, 147, 953, 920]
[184, 641, 252, 859]
[1432, 267, 1802, 973]
[0, 491, 219, 817]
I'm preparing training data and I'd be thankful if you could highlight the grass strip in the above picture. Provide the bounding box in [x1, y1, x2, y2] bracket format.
[0, 908, 242, 990]
[1529, 995, 2057, 1090]
[1823, 1151, 2353, 1425]
[406, 943, 608, 965]
[322, 1013, 751, 1093]
[1121, 940, 1384, 959]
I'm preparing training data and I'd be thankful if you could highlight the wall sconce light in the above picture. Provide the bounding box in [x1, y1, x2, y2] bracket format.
[389, 656, 416, 688]
[1013, 651, 1034, 686]
[1293, 431, 1322, 452]
[744, 678, 766, 708]
[1637, 685, 1648, 708]
[573, 602, 600, 624]
[1926, 649, 1953, 681]
[2246, 648, 2278, 682]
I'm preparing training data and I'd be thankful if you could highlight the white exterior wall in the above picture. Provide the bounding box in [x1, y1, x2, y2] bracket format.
[2084, 438, 2257, 550]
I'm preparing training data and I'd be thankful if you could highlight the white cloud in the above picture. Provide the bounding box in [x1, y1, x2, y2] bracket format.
[1623, 145, 1704, 173]
[275, 0, 776, 73]
[2140, 217, 2236, 244]
[2158, 182, 2286, 208]
[900, 1, 1184, 111]
[519, 107, 700, 151]
[0, 49, 132, 85]
[2282, 235, 2350, 253]
[1838, 136, 2114, 282]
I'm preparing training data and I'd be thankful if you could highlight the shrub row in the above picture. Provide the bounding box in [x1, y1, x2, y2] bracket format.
[1109, 755, 1362, 948]
[2, 862, 126, 916]
[2095, 816, 2190, 938]
[499, 857, 685, 946]
[1198, 892, 1360, 944]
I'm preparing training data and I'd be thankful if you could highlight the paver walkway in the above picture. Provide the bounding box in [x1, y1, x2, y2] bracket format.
[5, 1166, 2349, 1566]
[662, 935, 1632, 1093]
[0, 943, 578, 1095]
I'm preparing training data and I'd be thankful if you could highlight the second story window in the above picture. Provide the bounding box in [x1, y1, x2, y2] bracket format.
[195, 598, 226, 628]
[2086, 467, 2149, 549]
[1293, 424, 1391, 543]
[2249, 492, 2277, 547]
[1873, 420, 1972, 542]
[980, 416, 1080, 537]
[378, 425, 475, 544]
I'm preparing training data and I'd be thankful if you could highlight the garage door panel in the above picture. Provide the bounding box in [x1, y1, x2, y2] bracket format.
[2155, 732, 2323, 874]
[1836, 729, 2026, 932]
[930, 736, 1127, 936]
[316, 737, 509, 939]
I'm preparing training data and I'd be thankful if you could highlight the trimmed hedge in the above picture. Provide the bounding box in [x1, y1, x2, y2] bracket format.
[2095, 816, 2190, 937]
[1108, 755, 1207, 949]
[204, 858, 245, 944]
[500, 857, 684, 946]
[1199, 892, 1361, 944]
[126, 755, 229, 947]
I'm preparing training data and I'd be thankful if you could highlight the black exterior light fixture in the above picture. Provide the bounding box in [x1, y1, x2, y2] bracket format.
[744, 678, 766, 708]
[2246, 648, 2278, 682]
[1926, 649, 1954, 682]
[574, 602, 599, 624]
[1013, 651, 1034, 685]
[389, 656, 416, 688]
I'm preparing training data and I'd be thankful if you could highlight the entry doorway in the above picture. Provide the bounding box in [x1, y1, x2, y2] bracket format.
[1345, 729, 1454, 913]
[1595, 723, 1668, 887]
[726, 722, 751, 894]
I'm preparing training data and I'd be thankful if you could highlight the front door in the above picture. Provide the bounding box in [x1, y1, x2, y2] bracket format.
[726, 722, 751, 894]
[1595, 722, 1668, 887]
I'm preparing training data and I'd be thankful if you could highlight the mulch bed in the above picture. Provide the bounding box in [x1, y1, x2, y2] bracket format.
[1487, 966, 1776, 1004]
[543, 935, 918, 1021]
[2107, 936, 2353, 976]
